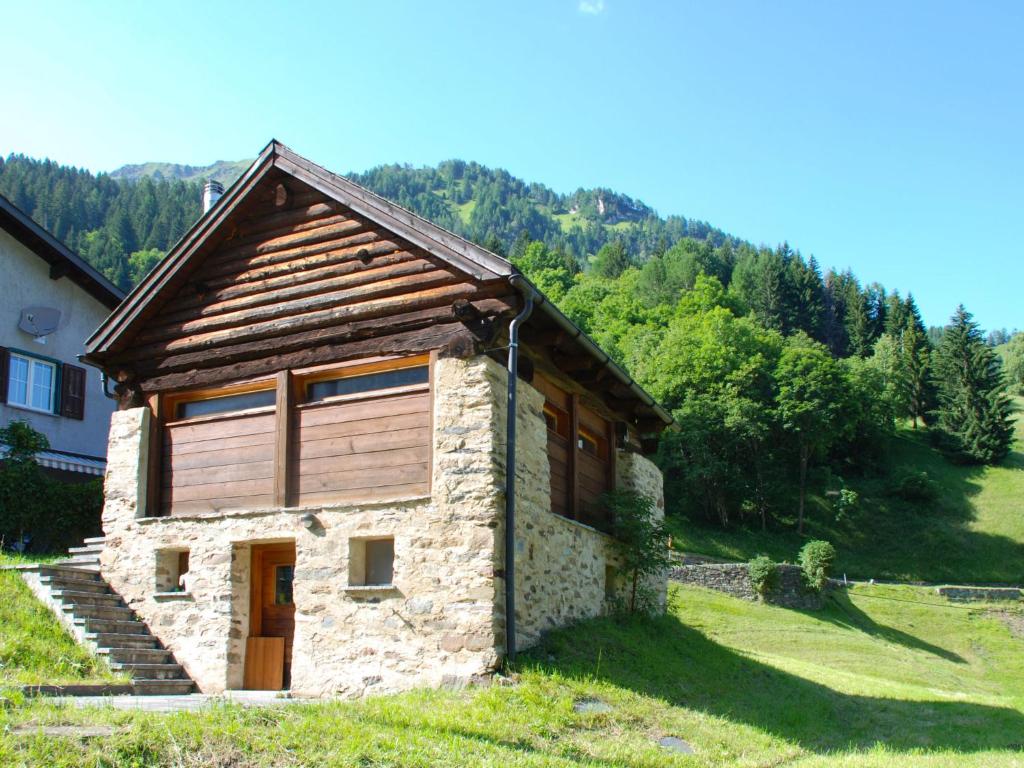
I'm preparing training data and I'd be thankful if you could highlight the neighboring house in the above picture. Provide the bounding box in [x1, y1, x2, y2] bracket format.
[0, 194, 124, 478]
[83, 141, 671, 697]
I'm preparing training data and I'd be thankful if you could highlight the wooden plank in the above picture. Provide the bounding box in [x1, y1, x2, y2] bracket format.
[274, 371, 292, 507]
[134, 278, 477, 355]
[167, 478, 274, 503]
[296, 462, 428, 494]
[164, 459, 275, 488]
[167, 441, 275, 469]
[297, 425, 430, 461]
[231, 201, 338, 241]
[297, 391, 428, 427]
[296, 483, 429, 507]
[215, 217, 366, 264]
[243, 637, 285, 691]
[161, 257, 437, 326]
[121, 295, 515, 374]
[297, 411, 430, 444]
[578, 452, 608, 486]
[297, 445, 429, 477]
[173, 245, 412, 310]
[570, 393, 580, 521]
[196, 229, 390, 287]
[146, 394, 163, 517]
[165, 412, 275, 443]
[139, 324, 476, 392]
[164, 430, 275, 457]
[138, 269, 461, 344]
[163, 494, 276, 516]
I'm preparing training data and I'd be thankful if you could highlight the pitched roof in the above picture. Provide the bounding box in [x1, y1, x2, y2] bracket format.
[0, 193, 125, 310]
[85, 141, 672, 427]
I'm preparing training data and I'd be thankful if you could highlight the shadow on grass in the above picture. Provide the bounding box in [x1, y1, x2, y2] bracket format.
[801, 590, 967, 664]
[525, 610, 1024, 754]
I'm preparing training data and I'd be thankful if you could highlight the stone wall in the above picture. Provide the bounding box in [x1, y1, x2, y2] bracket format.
[936, 586, 1022, 602]
[670, 563, 828, 610]
[501, 370, 668, 651]
[100, 356, 503, 697]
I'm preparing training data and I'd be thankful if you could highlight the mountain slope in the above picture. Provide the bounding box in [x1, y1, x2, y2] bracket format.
[109, 159, 252, 185]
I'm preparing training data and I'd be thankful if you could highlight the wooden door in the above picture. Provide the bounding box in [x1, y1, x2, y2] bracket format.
[245, 542, 296, 690]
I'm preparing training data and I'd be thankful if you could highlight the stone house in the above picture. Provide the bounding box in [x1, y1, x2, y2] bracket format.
[0, 193, 124, 479]
[83, 141, 671, 697]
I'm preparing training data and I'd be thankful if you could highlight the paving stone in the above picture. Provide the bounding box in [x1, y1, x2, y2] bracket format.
[573, 697, 613, 714]
[658, 736, 695, 754]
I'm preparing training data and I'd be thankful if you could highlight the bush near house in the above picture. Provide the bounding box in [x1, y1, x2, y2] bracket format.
[0, 421, 103, 554]
[798, 540, 836, 591]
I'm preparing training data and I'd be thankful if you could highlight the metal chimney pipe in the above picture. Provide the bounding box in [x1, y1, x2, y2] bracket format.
[202, 180, 225, 214]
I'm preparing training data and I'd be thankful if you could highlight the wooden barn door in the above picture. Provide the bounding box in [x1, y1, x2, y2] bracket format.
[244, 542, 296, 690]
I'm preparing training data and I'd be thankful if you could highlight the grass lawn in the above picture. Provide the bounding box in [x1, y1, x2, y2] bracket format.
[0, 553, 125, 690]
[667, 398, 1024, 584]
[3, 583, 1022, 767]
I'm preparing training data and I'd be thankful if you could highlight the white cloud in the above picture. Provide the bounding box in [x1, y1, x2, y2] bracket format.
[578, 0, 605, 15]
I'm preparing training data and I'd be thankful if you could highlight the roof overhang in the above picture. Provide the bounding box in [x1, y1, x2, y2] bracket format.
[0, 194, 125, 310]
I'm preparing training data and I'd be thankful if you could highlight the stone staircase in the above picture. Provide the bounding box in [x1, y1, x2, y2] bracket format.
[17, 537, 195, 695]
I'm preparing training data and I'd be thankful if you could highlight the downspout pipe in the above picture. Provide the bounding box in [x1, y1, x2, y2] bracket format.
[504, 275, 535, 664]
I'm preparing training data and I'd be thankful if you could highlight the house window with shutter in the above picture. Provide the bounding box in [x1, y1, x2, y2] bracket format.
[0, 348, 86, 420]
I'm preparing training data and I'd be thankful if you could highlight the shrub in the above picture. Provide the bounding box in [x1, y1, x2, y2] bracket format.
[888, 470, 938, 503]
[747, 555, 778, 597]
[0, 420, 103, 554]
[603, 489, 672, 614]
[798, 540, 836, 591]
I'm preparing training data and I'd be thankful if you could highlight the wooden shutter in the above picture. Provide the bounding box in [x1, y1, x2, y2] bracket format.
[0, 346, 8, 405]
[60, 363, 87, 420]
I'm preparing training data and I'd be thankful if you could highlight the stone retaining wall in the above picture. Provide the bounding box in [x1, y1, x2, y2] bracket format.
[937, 586, 1021, 602]
[670, 563, 828, 610]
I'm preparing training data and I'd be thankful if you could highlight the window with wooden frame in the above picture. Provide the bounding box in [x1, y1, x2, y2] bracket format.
[157, 380, 278, 517]
[0, 348, 87, 419]
[291, 355, 433, 507]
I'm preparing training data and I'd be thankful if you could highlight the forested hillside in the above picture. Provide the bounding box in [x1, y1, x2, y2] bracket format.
[1, 152, 1017, 561]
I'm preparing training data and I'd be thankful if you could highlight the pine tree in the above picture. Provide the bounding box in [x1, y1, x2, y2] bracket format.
[931, 305, 1014, 463]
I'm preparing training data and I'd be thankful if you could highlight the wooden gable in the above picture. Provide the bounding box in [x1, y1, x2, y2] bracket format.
[101, 169, 517, 394]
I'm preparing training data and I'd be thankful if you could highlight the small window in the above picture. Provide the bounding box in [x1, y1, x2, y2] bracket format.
[156, 548, 190, 592]
[578, 427, 607, 460]
[7, 353, 57, 413]
[305, 366, 428, 404]
[543, 402, 570, 439]
[175, 388, 275, 419]
[348, 537, 395, 587]
[274, 565, 294, 605]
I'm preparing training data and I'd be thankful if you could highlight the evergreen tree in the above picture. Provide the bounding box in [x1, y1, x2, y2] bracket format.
[931, 305, 1014, 464]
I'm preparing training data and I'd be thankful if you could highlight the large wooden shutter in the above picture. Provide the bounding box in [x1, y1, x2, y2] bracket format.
[60, 363, 87, 420]
[0, 347, 8, 405]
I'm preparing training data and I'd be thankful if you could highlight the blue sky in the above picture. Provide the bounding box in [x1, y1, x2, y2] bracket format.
[2, 0, 1021, 332]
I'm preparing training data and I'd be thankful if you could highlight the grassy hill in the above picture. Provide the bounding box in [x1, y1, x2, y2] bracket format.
[109, 159, 252, 184]
[2, 583, 1022, 766]
[0, 562, 121, 691]
[668, 398, 1024, 584]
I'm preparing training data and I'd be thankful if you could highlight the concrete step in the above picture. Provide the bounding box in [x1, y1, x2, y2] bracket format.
[82, 536, 106, 546]
[98, 647, 172, 665]
[37, 565, 102, 581]
[39, 575, 110, 593]
[112, 662, 185, 680]
[61, 556, 101, 568]
[64, 604, 134, 621]
[51, 591, 124, 607]
[86, 632, 160, 649]
[132, 679, 195, 696]
[68, 544, 104, 556]
[76, 618, 149, 635]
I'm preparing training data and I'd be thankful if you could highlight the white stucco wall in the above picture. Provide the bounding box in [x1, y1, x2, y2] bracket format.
[0, 228, 116, 458]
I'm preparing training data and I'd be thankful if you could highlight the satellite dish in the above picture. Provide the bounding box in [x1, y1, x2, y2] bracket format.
[19, 306, 62, 338]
